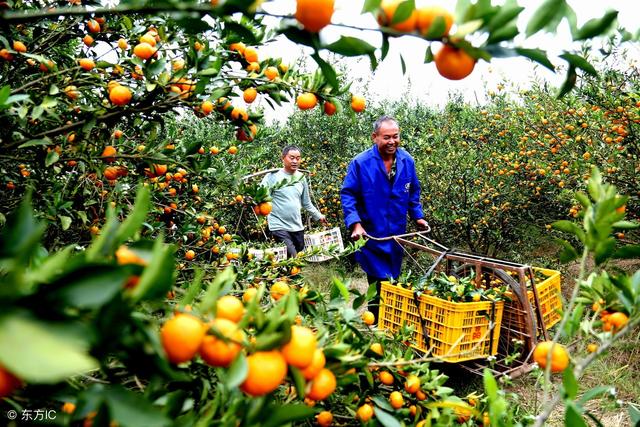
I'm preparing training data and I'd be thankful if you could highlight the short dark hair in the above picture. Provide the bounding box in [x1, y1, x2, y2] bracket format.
[373, 115, 398, 133]
[282, 145, 301, 157]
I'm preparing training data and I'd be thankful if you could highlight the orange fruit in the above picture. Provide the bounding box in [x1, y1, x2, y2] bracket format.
[0, 365, 20, 398]
[316, 411, 333, 427]
[608, 312, 629, 331]
[434, 44, 476, 80]
[351, 95, 366, 113]
[64, 85, 80, 99]
[139, 33, 157, 47]
[115, 245, 147, 266]
[278, 63, 289, 73]
[160, 313, 206, 364]
[389, 390, 404, 409]
[356, 404, 374, 422]
[229, 42, 246, 54]
[258, 201, 272, 215]
[295, 0, 335, 33]
[228, 146, 238, 155]
[282, 326, 317, 368]
[586, 343, 598, 353]
[301, 348, 326, 380]
[306, 368, 336, 401]
[264, 66, 279, 80]
[113, 129, 123, 139]
[0, 49, 14, 61]
[242, 287, 258, 303]
[246, 61, 260, 72]
[370, 342, 383, 356]
[201, 100, 214, 115]
[362, 311, 375, 325]
[200, 318, 245, 367]
[133, 42, 155, 60]
[79, 58, 95, 71]
[378, 370, 394, 385]
[216, 295, 244, 323]
[118, 38, 128, 50]
[323, 101, 337, 116]
[415, 6, 453, 36]
[240, 350, 288, 396]
[101, 145, 117, 162]
[83, 35, 94, 46]
[87, 19, 101, 33]
[404, 374, 420, 394]
[231, 107, 249, 121]
[236, 124, 258, 142]
[270, 281, 290, 300]
[243, 87, 258, 103]
[109, 85, 132, 106]
[185, 250, 196, 260]
[13, 40, 27, 53]
[378, 0, 417, 32]
[39, 59, 56, 72]
[532, 341, 570, 373]
[243, 46, 259, 63]
[61, 402, 76, 414]
[297, 92, 317, 110]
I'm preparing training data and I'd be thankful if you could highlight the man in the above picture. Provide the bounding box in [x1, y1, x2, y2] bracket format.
[340, 115, 429, 321]
[261, 145, 328, 257]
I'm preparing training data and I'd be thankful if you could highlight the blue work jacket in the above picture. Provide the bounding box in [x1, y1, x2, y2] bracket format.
[340, 145, 425, 279]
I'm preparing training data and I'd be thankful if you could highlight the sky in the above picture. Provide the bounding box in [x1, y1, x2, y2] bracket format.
[253, 0, 639, 123]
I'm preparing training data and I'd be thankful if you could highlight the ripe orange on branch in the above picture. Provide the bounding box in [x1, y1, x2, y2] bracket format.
[281, 326, 317, 368]
[297, 92, 317, 110]
[243, 87, 258, 103]
[216, 295, 244, 323]
[351, 95, 366, 112]
[306, 368, 336, 401]
[416, 6, 454, 36]
[200, 318, 244, 367]
[109, 85, 132, 106]
[160, 313, 206, 364]
[378, 0, 417, 33]
[240, 350, 288, 396]
[295, 0, 335, 33]
[133, 42, 156, 60]
[434, 44, 476, 80]
[532, 341, 569, 373]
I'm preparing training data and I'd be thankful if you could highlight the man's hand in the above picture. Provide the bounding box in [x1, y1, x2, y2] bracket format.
[319, 216, 329, 226]
[351, 223, 366, 240]
[415, 218, 429, 230]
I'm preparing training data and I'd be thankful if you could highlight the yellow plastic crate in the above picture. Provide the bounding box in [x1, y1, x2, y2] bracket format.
[503, 268, 562, 331]
[378, 282, 504, 362]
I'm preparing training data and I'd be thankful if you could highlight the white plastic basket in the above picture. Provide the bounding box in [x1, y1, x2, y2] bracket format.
[304, 227, 344, 262]
[229, 245, 287, 262]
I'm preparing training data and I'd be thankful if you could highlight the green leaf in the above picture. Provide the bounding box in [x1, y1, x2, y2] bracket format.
[115, 186, 151, 244]
[128, 237, 175, 303]
[453, 19, 483, 38]
[563, 368, 578, 399]
[557, 66, 577, 98]
[612, 245, 640, 259]
[594, 238, 616, 266]
[0, 197, 46, 259]
[324, 36, 376, 56]
[0, 312, 98, 383]
[311, 53, 338, 90]
[290, 366, 306, 399]
[381, 33, 390, 60]
[331, 278, 350, 304]
[515, 47, 556, 71]
[575, 192, 591, 208]
[628, 403, 640, 425]
[390, 0, 415, 26]
[199, 267, 236, 313]
[25, 245, 73, 284]
[105, 385, 171, 427]
[0, 85, 10, 104]
[362, 0, 382, 14]
[612, 220, 639, 230]
[47, 266, 129, 309]
[18, 137, 52, 148]
[262, 404, 316, 427]
[578, 386, 614, 405]
[483, 369, 498, 399]
[424, 45, 434, 63]
[424, 16, 447, 38]
[145, 58, 167, 77]
[565, 401, 588, 427]
[225, 352, 248, 389]
[400, 54, 406, 75]
[374, 407, 402, 427]
[526, 0, 566, 36]
[487, 24, 519, 44]
[58, 215, 72, 231]
[487, 5, 524, 32]
[559, 53, 597, 76]
[556, 239, 579, 263]
[574, 10, 618, 40]
[552, 220, 585, 241]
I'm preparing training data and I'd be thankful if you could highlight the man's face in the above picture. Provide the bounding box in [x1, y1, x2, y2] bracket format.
[282, 149, 301, 173]
[373, 120, 400, 156]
